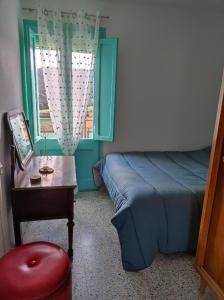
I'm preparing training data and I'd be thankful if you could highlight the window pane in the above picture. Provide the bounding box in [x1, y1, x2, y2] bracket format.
[34, 49, 93, 139]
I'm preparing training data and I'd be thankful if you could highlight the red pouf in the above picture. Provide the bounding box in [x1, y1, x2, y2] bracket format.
[0, 242, 72, 300]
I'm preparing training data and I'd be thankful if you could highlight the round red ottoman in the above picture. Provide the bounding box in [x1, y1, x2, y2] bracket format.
[0, 242, 72, 300]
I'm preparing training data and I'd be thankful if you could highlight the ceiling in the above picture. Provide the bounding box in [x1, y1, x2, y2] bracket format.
[103, 0, 224, 9]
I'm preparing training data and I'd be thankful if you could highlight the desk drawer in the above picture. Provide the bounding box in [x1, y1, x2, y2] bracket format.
[12, 189, 74, 221]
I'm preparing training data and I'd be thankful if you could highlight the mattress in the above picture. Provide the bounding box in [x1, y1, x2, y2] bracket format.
[95, 148, 210, 271]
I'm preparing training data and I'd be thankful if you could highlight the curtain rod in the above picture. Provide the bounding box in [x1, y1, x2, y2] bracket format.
[22, 7, 109, 19]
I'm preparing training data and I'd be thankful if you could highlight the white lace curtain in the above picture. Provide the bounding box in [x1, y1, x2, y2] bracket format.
[37, 8, 100, 155]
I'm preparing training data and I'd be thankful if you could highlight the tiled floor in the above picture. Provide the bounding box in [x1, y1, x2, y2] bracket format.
[22, 191, 216, 300]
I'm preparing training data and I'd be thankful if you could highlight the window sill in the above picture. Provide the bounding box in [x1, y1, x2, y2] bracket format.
[34, 138, 100, 155]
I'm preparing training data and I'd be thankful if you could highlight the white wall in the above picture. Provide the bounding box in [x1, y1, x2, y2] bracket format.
[21, 0, 224, 153]
[0, 0, 23, 254]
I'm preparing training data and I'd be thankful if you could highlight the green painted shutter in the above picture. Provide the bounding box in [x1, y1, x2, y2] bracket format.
[20, 20, 39, 140]
[93, 38, 118, 141]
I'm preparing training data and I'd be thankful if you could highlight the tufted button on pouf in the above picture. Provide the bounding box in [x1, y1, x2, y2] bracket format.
[0, 242, 72, 300]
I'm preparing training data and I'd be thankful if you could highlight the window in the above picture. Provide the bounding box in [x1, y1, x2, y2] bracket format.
[21, 20, 117, 144]
[34, 49, 94, 139]
[21, 20, 117, 190]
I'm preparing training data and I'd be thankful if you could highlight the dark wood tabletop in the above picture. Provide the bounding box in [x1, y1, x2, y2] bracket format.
[13, 156, 77, 191]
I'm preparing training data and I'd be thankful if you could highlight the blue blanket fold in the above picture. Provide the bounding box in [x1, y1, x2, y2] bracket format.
[95, 148, 210, 271]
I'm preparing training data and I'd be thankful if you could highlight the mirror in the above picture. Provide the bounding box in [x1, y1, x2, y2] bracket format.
[6, 111, 33, 170]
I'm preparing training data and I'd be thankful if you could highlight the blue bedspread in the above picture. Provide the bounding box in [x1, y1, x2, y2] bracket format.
[96, 148, 210, 271]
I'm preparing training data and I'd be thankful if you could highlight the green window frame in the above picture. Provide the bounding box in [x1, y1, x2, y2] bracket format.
[94, 38, 118, 141]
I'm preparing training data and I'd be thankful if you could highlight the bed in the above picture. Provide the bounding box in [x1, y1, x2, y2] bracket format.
[94, 147, 210, 271]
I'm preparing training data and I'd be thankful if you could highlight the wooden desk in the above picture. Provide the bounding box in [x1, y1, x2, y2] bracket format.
[12, 156, 77, 259]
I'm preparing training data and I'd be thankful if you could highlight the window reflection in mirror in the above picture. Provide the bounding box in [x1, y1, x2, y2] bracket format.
[10, 114, 32, 165]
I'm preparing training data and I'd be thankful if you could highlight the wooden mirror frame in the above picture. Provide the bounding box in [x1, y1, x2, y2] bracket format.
[6, 110, 34, 171]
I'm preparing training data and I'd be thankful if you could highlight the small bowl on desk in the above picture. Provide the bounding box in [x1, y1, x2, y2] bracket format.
[39, 165, 54, 175]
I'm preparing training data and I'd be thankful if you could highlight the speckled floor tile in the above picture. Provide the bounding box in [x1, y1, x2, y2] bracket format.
[22, 191, 217, 300]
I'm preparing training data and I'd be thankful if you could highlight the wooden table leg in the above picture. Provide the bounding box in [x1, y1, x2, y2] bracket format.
[13, 219, 22, 246]
[67, 218, 74, 260]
